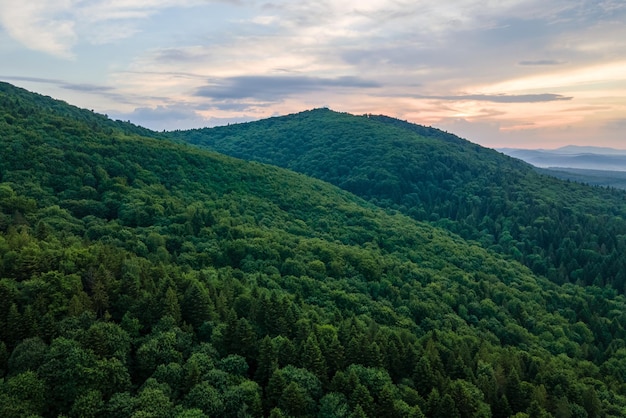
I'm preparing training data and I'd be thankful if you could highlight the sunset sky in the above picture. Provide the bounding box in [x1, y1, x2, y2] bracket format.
[1, 0, 625, 149]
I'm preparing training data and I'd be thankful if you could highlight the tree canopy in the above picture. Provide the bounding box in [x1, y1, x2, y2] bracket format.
[2, 82, 626, 416]
[171, 108, 626, 292]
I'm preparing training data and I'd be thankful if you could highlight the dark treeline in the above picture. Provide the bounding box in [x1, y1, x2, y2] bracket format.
[171, 109, 626, 292]
[2, 83, 626, 417]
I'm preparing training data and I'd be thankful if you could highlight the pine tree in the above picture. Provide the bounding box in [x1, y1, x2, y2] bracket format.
[163, 287, 181, 323]
[527, 400, 549, 418]
[182, 281, 213, 329]
[436, 394, 459, 418]
[506, 368, 524, 413]
[91, 276, 109, 318]
[350, 384, 374, 417]
[279, 382, 312, 417]
[68, 291, 93, 317]
[493, 395, 512, 418]
[236, 317, 258, 360]
[302, 334, 328, 384]
[0, 341, 8, 375]
[269, 408, 288, 418]
[349, 404, 368, 418]
[21, 305, 38, 339]
[318, 330, 345, 376]
[265, 370, 287, 412]
[376, 384, 398, 418]
[583, 387, 602, 418]
[425, 389, 440, 417]
[365, 342, 383, 368]
[6, 303, 23, 347]
[413, 357, 435, 396]
[255, 336, 278, 387]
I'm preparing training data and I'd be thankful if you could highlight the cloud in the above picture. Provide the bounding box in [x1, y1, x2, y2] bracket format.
[1, 75, 114, 92]
[0, 0, 205, 57]
[194, 75, 380, 101]
[109, 102, 258, 130]
[0, 75, 140, 105]
[117, 104, 201, 122]
[61, 82, 116, 94]
[200, 101, 274, 112]
[1, 75, 66, 85]
[153, 48, 204, 64]
[109, 103, 207, 130]
[411, 93, 573, 103]
[4, 0, 625, 149]
[483, 60, 626, 93]
[0, 1, 77, 58]
[519, 60, 566, 66]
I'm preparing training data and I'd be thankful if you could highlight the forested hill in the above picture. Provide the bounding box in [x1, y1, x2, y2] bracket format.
[0, 82, 162, 140]
[170, 109, 626, 290]
[3, 82, 626, 417]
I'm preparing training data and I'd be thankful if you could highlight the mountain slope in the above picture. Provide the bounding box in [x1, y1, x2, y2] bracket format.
[3, 83, 626, 416]
[170, 109, 626, 290]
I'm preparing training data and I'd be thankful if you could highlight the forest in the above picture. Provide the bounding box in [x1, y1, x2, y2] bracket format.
[171, 109, 626, 292]
[2, 82, 626, 417]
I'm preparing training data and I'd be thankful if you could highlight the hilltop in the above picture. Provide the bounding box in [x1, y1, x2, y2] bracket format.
[170, 109, 626, 290]
[2, 83, 626, 416]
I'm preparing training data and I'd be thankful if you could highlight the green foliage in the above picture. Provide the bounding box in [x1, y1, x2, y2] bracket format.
[2, 82, 626, 417]
[172, 108, 626, 291]
[184, 381, 224, 416]
[0, 370, 46, 416]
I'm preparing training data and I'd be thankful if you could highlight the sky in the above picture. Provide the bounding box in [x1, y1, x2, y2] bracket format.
[1, 0, 626, 149]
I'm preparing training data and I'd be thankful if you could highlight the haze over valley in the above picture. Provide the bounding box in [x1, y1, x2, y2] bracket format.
[499, 146, 626, 171]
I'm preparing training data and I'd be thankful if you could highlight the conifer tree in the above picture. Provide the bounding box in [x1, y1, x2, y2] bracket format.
[349, 404, 368, 418]
[302, 333, 328, 384]
[279, 382, 313, 417]
[182, 281, 213, 329]
[255, 335, 278, 387]
[350, 384, 374, 417]
[163, 287, 182, 324]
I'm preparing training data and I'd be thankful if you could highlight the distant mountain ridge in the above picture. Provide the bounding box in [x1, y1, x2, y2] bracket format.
[552, 145, 626, 155]
[538, 167, 626, 190]
[498, 146, 626, 171]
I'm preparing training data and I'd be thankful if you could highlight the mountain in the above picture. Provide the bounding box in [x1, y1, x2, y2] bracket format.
[3, 82, 626, 416]
[498, 146, 626, 171]
[551, 146, 626, 155]
[168, 109, 626, 290]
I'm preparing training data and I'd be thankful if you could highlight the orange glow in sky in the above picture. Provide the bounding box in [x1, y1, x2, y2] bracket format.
[1, 1, 625, 149]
